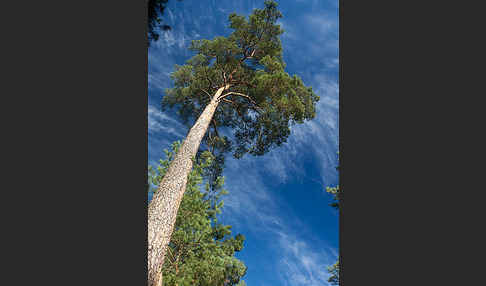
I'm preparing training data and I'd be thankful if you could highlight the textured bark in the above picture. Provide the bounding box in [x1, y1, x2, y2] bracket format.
[148, 85, 229, 286]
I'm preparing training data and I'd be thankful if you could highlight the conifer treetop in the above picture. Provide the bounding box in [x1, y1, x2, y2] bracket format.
[163, 0, 320, 158]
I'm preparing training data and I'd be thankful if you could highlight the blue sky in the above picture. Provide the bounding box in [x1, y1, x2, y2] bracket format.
[148, 0, 339, 285]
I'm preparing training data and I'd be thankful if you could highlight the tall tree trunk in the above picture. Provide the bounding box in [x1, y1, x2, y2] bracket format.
[148, 85, 229, 286]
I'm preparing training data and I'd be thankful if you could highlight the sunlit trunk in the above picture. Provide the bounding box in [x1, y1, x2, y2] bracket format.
[147, 85, 229, 286]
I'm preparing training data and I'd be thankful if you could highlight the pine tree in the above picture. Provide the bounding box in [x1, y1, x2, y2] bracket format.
[148, 0, 183, 45]
[148, 2, 319, 285]
[326, 184, 340, 209]
[327, 260, 339, 286]
[149, 142, 247, 286]
[148, 0, 169, 44]
[326, 154, 340, 285]
[326, 154, 340, 209]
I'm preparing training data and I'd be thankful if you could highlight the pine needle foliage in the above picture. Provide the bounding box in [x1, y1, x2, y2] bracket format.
[148, 142, 247, 286]
[162, 0, 320, 159]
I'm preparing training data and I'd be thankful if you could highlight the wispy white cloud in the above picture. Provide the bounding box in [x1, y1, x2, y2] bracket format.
[222, 156, 283, 230]
[279, 8, 339, 80]
[148, 1, 339, 285]
[306, 14, 337, 33]
[274, 7, 340, 188]
[240, 75, 339, 188]
[148, 105, 186, 138]
[222, 152, 337, 286]
[277, 231, 336, 286]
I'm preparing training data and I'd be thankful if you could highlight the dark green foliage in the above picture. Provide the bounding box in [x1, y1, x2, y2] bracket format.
[327, 260, 339, 285]
[162, 0, 319, 159]
[326, 153, 340, 209]
[148, 0, 183, 45]
[197, 135, 232, 193]
[326, 185, 340, 209]
[148, 142, 247, 286]
[148, 0, 169, 44]
[325, 153, 340, 285]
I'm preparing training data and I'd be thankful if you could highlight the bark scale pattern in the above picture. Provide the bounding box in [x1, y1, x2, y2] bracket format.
[147, 86, 228, 286]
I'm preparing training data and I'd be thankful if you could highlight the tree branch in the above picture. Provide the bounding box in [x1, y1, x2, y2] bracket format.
[230, 79, 256, 89]
[221, 98, 234, 104]
[240, 45, 258, 64]
[221, 69, 227, 86]
[204, 68, 215, 90]
[220, 91, 254, 103]
[235, 106, 244, 117]
[220, 91, 264, 115]
[211, 119, 220, 139]
[229, 68, 238, 81]
[199, 88, 212, 100]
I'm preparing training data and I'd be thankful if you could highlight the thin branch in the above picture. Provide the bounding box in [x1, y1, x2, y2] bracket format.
[204, 68, 215, 90]
[199, 88, 212, 100]
[207, 123, 213, 144]
[218, 95, 245, 118]
[222, 69, 227, 86]
[229, 67, 238, 81]
[220, 91, 256, 105]
[242, 46, 250, 60]
[221, 98, 234, 104]
[220, 91, 264, 116]
[167, 246, 176, 263]
[239, 45, 257, 64]
[230, 79, 256, 89]
[211, 119, 220, 138]
[235, 105, 243, 117]
[239, 11, 272, 63]
[219, 91, 245, 99]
